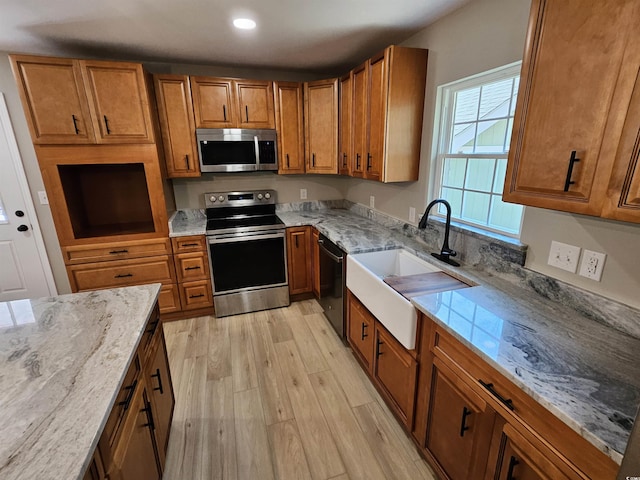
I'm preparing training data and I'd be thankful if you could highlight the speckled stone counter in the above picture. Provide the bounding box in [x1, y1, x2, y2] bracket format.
[168, 209, 206, 237]
[171, 205, 640, 462]
[0, 284, 161, 480]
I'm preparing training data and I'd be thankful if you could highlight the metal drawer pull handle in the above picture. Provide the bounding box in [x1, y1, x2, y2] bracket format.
[223, 104, 227, 122]
[506, 456, 519, 480]
[245, 105, 249, 122]
[189, 293, 205, 299]
[185, 265, 201, 270]
[356, 153, 361, 169]
[114, 273, 133, 278]
[375, 339, 384, 358]
[343, 153, 347, 167]
[185, 155, 190, 170]
[286, 153, 290, 168]
[459, 406, 472, 437]
[72, 114, 80, 134]
[146, 319, 160, 335]
[181, 243, 199, 247]
[367, 153, 372, 170]
[312, 153, 316, 167]
[295, 235, 299, 248]
[109, 249, 129, 254]
[103, 115, 111, 134]
[479, 380, 514, 411]
[563, 150, 580, 192]
[361, 322, 368, 340]
[151, 368, 164, 394]
[117, 379, 137, 411]
[141, 400, 155, 430]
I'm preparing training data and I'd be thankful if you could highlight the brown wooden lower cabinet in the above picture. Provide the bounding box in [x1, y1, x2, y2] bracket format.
[347, 291, 375, 374]
[286, 226, 313, 295]
[94, 305, 175, 480]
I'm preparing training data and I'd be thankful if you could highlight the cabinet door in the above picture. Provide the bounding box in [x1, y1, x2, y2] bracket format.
[287, 227, 312, 295]
[235, 80, 275, 129]
[426, 357, 495, 480]
[338, 73, 352, 175]
[351, 64, 367, 178]
[347, 292, 374, 374]
[147, 331, 175, 467]
[115, 387, 162, 480]
[373, 323, 418, 427]
[10, 55, 95, 144]
[366, 54, 387, 182]
[304, 79, 338, 174]
[275, 82, 305, 174]
[494, 424, 580, 480]
[602, 54, 640, 223]
[154, 75, 200, 177]
[311, 228, 320, 297]
[503, 0, 638, 215]
[191, 77, 236, 128]
[80, 61, 154, 143]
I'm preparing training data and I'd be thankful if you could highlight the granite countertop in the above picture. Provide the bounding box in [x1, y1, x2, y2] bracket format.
[0, 284, 161, 480]
[170, 207, 640, 463]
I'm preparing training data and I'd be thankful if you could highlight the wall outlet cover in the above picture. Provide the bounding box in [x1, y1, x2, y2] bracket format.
[579, 249, 606, 281]
[547, 240, 581, 273]
[409, 207, 416, 223]
[369, 195, 375, 209]
[37, 190, 49, 205]
[300, 188, 307, 200]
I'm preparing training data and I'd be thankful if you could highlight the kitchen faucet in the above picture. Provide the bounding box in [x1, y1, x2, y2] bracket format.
[418, 199, 460, 267]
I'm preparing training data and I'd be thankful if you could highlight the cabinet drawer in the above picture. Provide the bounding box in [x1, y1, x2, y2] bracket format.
[174, 251, 209, 282]
[158, 284, 181, 314]
[179, 280, 213, 310]
[62, 238, 171, 265]
[68, 255, 175, 291]
[171, 235, 206, 253]
[102, 353, 141, 449]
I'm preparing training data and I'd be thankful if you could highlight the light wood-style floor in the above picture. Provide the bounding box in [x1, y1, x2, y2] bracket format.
[161, 299, 437, 480]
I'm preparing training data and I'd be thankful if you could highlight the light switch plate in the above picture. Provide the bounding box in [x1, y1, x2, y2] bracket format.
[547, 240, 581, 273]
[579, 249, 606, 281]
[38, 190, 49, 205]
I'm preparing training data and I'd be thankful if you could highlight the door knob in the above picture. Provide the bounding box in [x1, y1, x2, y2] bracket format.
[17, 224, 29, 232]
[15, 210, 24, 217]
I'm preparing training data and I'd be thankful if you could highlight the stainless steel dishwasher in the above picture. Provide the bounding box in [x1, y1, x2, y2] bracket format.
[317, 233, 347, 344]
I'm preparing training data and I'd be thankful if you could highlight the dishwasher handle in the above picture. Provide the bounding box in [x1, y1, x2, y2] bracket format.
[318, 238, 344, 263]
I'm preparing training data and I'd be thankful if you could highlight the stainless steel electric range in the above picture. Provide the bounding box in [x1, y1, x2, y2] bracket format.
[204, 190, 289, 317]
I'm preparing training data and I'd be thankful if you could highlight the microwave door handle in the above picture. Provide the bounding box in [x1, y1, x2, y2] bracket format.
[254, 136, 260, 168]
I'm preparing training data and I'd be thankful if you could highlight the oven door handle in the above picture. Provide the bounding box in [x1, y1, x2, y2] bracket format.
[209, 231, 285, 243]
[318, 239, 344, 263]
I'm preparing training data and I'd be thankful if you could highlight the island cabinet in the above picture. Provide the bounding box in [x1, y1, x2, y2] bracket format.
[153, 74, 200, 178]
[286, 226, 313, 295]
[274, 82, 306, 174]
[191, 76, 275, 129]
[94, 305, 175, 480]
[503, 0, 640, 221]
[10, 55, 155, 145]
[304, 78, 339, 174]
[413, 314, 619, 480]
[346, 291, 418, 429]
[345, 45, 428, 183]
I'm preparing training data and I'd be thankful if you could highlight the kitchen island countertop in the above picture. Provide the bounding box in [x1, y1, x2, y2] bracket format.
[172, 206, 640, 463]
[0, 284, 161, 480]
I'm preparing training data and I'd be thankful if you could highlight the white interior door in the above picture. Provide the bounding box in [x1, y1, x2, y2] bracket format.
[0, 92, 56, 301]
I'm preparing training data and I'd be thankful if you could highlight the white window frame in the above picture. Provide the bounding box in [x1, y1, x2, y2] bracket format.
[432, 62, 524, 238]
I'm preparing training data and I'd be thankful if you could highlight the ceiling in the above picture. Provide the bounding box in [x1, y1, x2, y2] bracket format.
[1, 0, 470, 73]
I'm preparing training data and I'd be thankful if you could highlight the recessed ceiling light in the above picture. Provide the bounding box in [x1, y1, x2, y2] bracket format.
[233, 18, 256, 30]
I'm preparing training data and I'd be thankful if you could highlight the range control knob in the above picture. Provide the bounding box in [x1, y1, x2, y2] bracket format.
[218, 195, 225, 202]
[257, 193, 263, 200]
[264, 192, 271, 199]
[209, 195, 217, 203]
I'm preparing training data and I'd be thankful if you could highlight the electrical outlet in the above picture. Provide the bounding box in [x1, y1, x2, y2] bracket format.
[409, 207, 416, 223]
[300, 188, 307, 200]
[579, 249, 606, 281]
[547, 240, 581, 273]
[38, 191, 49, 205]
[369, 195, 375, 209]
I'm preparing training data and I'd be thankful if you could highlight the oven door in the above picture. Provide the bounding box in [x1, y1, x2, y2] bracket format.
[208, 230, 288, 294]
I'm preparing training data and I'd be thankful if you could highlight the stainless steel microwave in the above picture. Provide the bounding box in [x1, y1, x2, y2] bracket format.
[196, 128, 278, 173]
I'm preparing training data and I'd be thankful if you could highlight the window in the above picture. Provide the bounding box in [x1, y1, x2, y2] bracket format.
[434, 63, 524, 236]
[0, 194, 8, 224]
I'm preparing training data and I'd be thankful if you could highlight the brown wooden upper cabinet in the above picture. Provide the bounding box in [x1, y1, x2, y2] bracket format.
[10, 55, 154, 145]
[338, 73, 353, 176]
[503, 0, 640, 222]
[154, 75, 200, 178]
[191, 77, 275, 129]
[346, 46, 428, 183]
[275, 82, 305, 174]
[304, 78, 339, 174]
